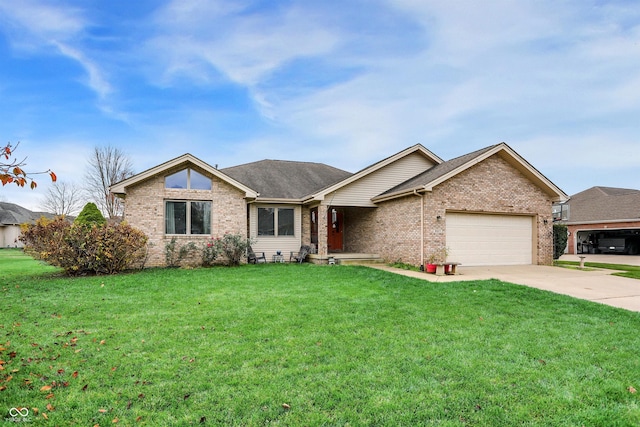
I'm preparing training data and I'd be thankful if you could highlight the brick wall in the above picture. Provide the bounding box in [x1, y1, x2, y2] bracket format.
[123, 170, 247, 266]
[361, 155, 554, 266]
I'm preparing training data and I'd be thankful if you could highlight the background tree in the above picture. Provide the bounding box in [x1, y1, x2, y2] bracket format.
[84, 145, 134, 218]
[75, 202, 106, 227]
[40, 181, 84, 216]
[1, 142, 56, 189]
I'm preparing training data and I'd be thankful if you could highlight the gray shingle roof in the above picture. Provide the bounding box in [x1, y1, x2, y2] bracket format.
[0, 202, 53, 225]
[221, 160, 353, 199]
[565, 186, 640, 222]
[380, 145, 498, 196]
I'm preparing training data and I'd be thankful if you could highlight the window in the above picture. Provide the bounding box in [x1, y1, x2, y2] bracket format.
[166, 201, 211, 234]
[552, 203, 569, 221]
[258, 207, 295, 236]
[165, 169, 211, 190]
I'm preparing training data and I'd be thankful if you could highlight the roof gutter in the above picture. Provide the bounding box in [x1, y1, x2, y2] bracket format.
[562, 218, 640, 226]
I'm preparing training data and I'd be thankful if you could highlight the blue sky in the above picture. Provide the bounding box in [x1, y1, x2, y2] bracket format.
[1, 0, 639, 211]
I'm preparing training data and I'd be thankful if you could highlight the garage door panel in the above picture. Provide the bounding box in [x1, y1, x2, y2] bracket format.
[446, 213, 533, 266]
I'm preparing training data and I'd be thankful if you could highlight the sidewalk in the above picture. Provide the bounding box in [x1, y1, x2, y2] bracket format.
[366, 260, 640, 313]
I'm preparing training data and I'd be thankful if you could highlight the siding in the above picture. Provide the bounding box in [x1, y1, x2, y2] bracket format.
[327, 152, 435, 207]
[249, 203, 302, 260]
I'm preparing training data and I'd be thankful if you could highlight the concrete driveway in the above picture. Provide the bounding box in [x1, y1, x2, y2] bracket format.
[369, 255, 640, 312]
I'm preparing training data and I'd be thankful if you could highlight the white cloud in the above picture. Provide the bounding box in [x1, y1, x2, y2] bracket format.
[148, 0, 339, 88]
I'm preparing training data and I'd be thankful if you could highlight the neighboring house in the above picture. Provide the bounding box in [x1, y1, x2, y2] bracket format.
[0, 202, 54, 248]
[554, 187, 640, 255]
[110, 143, 567, 267]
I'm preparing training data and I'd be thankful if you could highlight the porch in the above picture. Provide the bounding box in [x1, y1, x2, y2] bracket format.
[307, 252, 383, 265]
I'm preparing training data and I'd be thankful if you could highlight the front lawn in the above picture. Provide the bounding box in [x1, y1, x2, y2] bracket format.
[2, 250, 639, 425]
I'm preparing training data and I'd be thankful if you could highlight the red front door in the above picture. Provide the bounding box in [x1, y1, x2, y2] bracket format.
[327, 209, 343, 252]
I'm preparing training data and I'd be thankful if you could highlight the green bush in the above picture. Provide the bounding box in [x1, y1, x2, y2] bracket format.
[74, 202, 106, 226]
[164, 237, 198, 268]
[211, 233, 254, 266]
[163, 234, 253, 267]
[553, 223, 568, 260]
[20, 218, 148, 275]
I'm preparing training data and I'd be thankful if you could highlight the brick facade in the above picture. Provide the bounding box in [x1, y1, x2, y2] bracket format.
[335, 155, 554, 266]
[123, 168, 247, 267]
[121, 150, 558, 267]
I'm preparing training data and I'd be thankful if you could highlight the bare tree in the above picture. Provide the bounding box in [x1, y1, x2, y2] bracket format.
[84, 145, 134, 218]
[40, 181, 85, 216]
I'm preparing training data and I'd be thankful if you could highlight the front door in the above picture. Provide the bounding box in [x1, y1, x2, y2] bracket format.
[327, 208, 344, 252]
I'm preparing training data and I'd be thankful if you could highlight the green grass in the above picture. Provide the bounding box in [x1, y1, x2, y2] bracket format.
[556, 260, 640, 279]
[1, 250, 640, 426]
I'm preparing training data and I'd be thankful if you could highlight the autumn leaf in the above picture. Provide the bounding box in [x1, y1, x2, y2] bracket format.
[82, 384, 88, 391]
[42, 413, 48, 420]
[100, 340, 106, 345]
[30, 181, 37, 190]
[0, 386, 6, 391]
[50, 171, 57, 182]
[112, 416, 119, 423]
[46, 393, 55, 399]
[629, 386, 637, 394]
[282, 403, 291, 410]
[46, 403, 55, 411]
[99, 409, 108, 413]
[40, 385, 52, 392]
[72, 371, 78, 378]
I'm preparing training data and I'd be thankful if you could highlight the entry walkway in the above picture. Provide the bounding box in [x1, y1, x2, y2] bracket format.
[366, 255, 640, 313]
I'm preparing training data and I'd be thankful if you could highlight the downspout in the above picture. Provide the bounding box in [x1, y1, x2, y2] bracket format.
[413, 189, 424, 269]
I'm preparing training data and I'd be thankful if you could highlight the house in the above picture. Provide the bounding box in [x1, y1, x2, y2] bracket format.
[554, 187, 640, 255]
[110, 143, 568, 267]
[0, 202, 54, 248]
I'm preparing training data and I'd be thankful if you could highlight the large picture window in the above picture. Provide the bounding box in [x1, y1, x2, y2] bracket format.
[165, 169, 212, 190]
[257, 207, 294, 236]
[166, 201, 211, 235]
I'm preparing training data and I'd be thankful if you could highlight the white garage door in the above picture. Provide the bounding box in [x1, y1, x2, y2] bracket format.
[446, 213, 533, 266]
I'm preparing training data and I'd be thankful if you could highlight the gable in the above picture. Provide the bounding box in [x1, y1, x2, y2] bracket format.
[110, 154, 258, 199]
[373, 143, 568, 203]
[307, 144, 442, 206]
[318, 151, 438, 207]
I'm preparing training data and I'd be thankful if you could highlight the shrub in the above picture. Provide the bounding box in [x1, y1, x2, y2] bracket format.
[211, 233, 254, 266]
[553, 223, 568, 260]
[75, 202, 106, 227]
[201, 238, 218, 267]
[20, 219, 148, 275]
[164, 238, 198, 268]
[21, 216, 70, 261]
